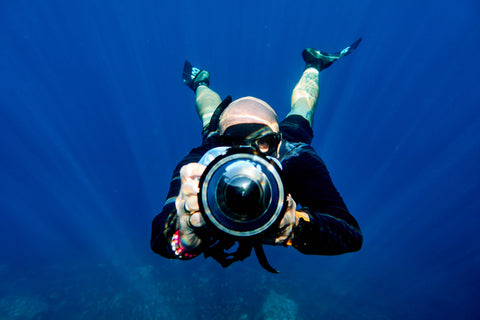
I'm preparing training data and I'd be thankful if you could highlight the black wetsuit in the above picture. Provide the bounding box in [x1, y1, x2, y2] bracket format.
[151, 115, 362, 261]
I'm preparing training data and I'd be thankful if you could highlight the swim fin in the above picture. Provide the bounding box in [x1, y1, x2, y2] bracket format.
[182, 60, 210, 92]
[303, 37, 362, 71]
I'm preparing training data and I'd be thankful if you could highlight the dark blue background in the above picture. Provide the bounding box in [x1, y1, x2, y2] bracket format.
[1, 0, 479, 319]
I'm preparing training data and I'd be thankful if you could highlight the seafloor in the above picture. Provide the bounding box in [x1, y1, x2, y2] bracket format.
[0, 261, 387, 320]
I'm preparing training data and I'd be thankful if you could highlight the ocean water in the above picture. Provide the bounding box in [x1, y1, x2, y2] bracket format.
[1, 0, 479, 319]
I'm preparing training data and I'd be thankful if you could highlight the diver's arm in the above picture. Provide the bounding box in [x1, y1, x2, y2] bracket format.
[151, 160, 185, 259]
[290, 208, 362, 254]
[282, 146, 363, 254]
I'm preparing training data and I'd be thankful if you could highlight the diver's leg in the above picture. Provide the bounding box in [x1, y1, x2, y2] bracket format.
[288, 38, 362, 127]
[195, 85, 221, 129]
[183, 60, 221, 129]
[288, 68, 320, 127]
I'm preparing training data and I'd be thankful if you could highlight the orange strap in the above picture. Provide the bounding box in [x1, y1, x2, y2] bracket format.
[286, 211, 310, 246]
[295, 211, 310, 222]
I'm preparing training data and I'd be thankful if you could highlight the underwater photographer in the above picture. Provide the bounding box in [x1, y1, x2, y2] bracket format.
[151, 40, 363, 272]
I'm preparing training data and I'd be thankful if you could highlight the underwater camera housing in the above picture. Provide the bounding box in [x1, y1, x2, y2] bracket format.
[198, 146, 286, 238]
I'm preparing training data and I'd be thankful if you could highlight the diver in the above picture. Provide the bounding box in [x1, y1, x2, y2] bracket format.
[151, 39, 363, 271]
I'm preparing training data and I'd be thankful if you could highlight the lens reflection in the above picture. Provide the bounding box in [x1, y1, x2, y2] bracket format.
[224, 176, 262, 220]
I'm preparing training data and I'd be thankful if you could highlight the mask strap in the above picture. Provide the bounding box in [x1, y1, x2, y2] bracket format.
[206, 95, 232, 135]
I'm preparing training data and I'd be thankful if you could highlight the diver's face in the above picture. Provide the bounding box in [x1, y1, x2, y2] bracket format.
[220, 123, 281, 156]
[254, 134, 278, 154]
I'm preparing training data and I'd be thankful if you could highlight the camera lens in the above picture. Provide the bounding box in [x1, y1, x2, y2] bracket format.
[199, 147, 285, 237]
[224, 176, 262, 220]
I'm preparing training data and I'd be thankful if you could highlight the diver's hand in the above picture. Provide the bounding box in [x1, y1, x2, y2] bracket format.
[263, 194, 299, 245]
[175, 163, 207, 251]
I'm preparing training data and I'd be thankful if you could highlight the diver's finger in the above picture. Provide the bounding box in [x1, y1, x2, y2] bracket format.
[287, 194, 296, 209]
[180, 181, 200, 197]
[180, 163, 206, 183]
[189, 212, 205, 228]
[185, 195, 200, 213]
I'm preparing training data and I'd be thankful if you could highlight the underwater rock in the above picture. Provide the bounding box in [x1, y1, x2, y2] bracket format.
[260, 290, 298, 320]
[0, 295, 48, 319]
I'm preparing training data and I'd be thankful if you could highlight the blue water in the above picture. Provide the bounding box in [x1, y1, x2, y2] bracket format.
[1, 0, 479, 319]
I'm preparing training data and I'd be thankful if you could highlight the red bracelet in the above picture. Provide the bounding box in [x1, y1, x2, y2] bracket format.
[171, 230, 198, 259]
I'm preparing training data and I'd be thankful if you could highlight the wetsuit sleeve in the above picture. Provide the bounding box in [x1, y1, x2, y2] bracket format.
[282, 145, 363, 254]
[150, 147, 206, 259]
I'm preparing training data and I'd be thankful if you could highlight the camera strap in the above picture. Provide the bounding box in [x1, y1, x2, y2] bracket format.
[253, 243, 279, 273]
[204, 237, 279, 273]
[204, 238, 252, 268]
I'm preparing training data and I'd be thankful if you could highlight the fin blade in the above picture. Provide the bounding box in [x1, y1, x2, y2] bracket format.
[182, 60, 194, 85]
[338, 37, 362, 57]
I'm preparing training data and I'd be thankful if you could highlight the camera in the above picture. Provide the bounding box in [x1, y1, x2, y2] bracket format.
[198, 146, 286, 237]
